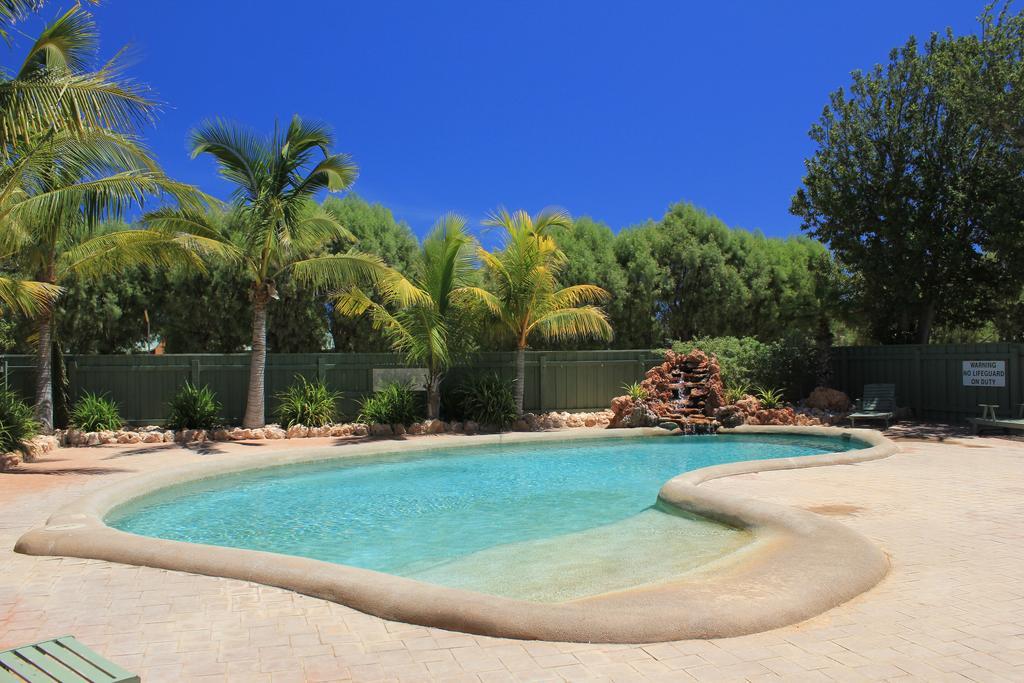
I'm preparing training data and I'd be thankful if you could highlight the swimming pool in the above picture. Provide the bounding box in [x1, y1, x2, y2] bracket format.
[107, 433, 865, 601]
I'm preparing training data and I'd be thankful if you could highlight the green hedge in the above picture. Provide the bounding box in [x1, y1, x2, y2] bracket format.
[670, 336, 818, 400]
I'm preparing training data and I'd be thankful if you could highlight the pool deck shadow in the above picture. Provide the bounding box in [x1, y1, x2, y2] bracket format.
[14, 426, 897, 644]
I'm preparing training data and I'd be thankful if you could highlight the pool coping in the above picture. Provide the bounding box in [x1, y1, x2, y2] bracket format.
[15, 425, 897, 643]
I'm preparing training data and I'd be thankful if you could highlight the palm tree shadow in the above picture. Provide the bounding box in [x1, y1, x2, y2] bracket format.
[4, 466, 133, 476]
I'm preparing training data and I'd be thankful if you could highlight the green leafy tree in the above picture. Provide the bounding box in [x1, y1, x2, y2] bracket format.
[547, 217, 628, 349]
[336, 214, 477, 418]
[791, 26, 1024, 343]
[466, 208, 612, 414]
[321, 195, 419, 351]
[152, 209, 331, 353]
[611, 225, 665, 348]
[645, 203, 749, 341]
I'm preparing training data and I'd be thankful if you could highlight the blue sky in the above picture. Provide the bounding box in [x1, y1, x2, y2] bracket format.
[25, 1, 984, 238]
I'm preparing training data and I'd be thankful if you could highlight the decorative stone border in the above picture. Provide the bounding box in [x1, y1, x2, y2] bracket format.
[15, 426, 897, 643]
[44, 410, 616, 446]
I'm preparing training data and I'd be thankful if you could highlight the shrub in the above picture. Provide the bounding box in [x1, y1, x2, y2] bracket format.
[457, 373, 517, 429]
[358, 382, 419, 427]
[0, 390, 37, 454]
[166, 382, 222, 430]
[723, 384, 750, 404]
[69, 392, 123, 432]
[671, 335, 817, 399]
[754, 386, 785, 409]
[623, 381, 648, 402]
[275, 376, 340, 428]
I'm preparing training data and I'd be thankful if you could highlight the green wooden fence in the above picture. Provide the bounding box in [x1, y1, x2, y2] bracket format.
[830, 343, 1024, 423]
[8, 343, 1017, 426]
[0, 350, 663, 425]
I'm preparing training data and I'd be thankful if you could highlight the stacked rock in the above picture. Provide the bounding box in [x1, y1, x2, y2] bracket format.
[609, 349, 724, 433]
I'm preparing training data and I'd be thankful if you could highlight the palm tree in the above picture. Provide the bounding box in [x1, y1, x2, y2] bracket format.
[0, 6, 215, 429]
[12, 129, 217, 429]
[335, 213, 477, 419]
[466, 208, 613, 415]
[0, 5, 154, 318]
[184, 117, 419, 427]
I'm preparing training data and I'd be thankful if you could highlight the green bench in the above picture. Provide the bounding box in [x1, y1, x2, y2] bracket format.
[848, 383, 896, 429]
[969, 402, 1024, 435]
[0, 637, 138, 683]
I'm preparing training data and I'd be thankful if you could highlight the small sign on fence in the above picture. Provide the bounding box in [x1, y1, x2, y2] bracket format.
[372, 367, 429, 391]
[962, 360, 1006, 387]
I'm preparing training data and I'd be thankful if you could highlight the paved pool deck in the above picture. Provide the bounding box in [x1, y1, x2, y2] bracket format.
[1, 426, 1023, 682]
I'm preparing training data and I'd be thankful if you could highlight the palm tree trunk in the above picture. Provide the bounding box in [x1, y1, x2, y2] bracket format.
[33, 257, 57, 431]
[33, 308, 53, 431]
[426, 374, 441, 420]
[243, 297, 268, 428]
[514, 345, 526, 416]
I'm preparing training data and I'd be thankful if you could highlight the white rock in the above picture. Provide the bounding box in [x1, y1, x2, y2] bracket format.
[286, 424, 308, 439]
[85, 432, 100, 446]
[370, 423, 393, 437]
[265, 426, 286, 439]
[352, 423, 368, 436]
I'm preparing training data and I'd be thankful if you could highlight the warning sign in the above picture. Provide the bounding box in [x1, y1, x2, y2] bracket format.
[962, 360, 1006, 387]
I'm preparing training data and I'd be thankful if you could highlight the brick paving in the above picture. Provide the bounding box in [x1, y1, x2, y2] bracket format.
[1, 429, 1022, 682]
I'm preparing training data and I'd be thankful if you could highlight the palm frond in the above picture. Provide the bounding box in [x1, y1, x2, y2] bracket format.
[2, 171, 207, 226]
[0, 69, 156, 147]
[333, 286, 374, 317]
[57, 228, 212, 280]
[549, 283, 611, 308]
[530, 207, 572, 234]
[288, 250, 396, 293]
[285, 203, 356, 252]
[189, 118, 269, 199]
[451, 285, 502, 316]
[0, 274, 61, 316]
[282, 114, 334, 156]
[289, 153, 358, 197]
[142, 208, 240, 263]
[529, 306, 613, 342]
[18, 5, 96, 77]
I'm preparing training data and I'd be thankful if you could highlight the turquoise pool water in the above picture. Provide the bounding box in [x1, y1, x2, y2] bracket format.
[107, 433, 862, 601]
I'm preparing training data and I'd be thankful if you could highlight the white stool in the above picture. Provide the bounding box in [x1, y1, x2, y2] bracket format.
[979, 404, 998, 420]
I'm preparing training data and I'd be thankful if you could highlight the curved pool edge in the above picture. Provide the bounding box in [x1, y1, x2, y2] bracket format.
[15, 425, 897, 643]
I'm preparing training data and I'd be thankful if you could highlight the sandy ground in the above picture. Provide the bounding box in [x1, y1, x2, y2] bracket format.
[1, 424, 1023, 682]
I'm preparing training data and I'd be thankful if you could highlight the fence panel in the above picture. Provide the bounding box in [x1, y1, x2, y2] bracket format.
[0, 349, 662, 425]
[831, 343, 1024, 423]
[9, 345, 1021, 426]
